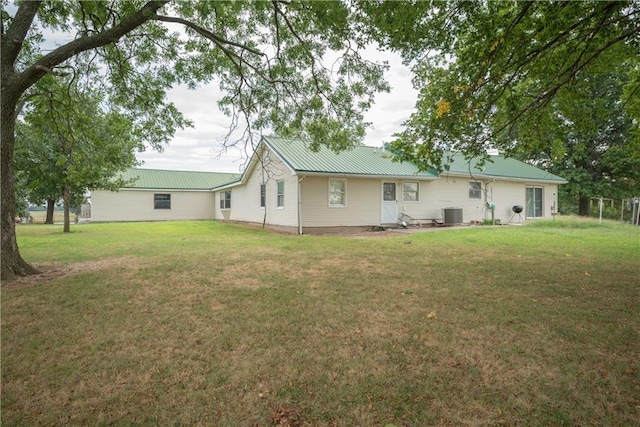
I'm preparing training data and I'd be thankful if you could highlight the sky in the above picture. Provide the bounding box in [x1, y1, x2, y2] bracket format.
[136, 50, 418, 173]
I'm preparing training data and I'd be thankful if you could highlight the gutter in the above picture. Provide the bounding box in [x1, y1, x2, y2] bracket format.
[297, 175, 305, 235]
[291, 171, 438, 180]
[116, 187, 215, 192]
[439, 172, 567, 185]
[209, 179, 244, 191]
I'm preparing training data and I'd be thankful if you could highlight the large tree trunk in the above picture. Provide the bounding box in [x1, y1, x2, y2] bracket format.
[1, 86, 39, 280]
[45, 199, 55, 224]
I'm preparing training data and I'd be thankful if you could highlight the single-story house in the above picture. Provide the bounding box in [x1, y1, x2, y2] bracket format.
[90, 169, 240, 222]
[91, 136, 567, 231]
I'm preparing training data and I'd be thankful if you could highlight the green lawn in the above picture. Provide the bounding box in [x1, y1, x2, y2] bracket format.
[3, 218, 639, 426]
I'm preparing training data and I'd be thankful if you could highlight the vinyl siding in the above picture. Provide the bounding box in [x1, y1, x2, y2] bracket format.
[300, 176, 382, 226]
[215, 145, 557, 228]
[400, 178, 559, 223]
[91, 189, 215, 222]
[214, 149, 299, 227]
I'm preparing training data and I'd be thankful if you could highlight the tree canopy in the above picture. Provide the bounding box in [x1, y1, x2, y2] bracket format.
[363, 0, 640, 170]
[15, 71, 142, 232]
[507, 49, 640, 216]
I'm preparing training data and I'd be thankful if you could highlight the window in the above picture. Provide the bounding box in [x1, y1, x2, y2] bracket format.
[383, 182, 396, 202]
[329, 179, 346, 207]
[403, 182, 419, 202]
[260, 184, 267, 208]
[260, 184, 266, 208]
[220, 191, 231, 209]
[276, 180, 284, 208]
[468, 181, 482, 200]
[526, 186, 543, 218]
[154, 193, 171, 209]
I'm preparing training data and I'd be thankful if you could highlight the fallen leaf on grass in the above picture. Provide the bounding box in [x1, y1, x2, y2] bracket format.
[427, 311, 437, 319]
[271, 407, 303, 427]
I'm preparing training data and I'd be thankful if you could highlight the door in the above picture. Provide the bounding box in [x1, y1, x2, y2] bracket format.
[526, 186, 543, 218]
[382, 182, 398, 223]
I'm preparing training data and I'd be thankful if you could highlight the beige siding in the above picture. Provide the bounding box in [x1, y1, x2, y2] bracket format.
[297, 176, 560, 227]
[300, 176, 382, 226]
[92, 146, 561, 227]
[91, 189, 215, 222]
[214, 150, 299, 227]
[402, 177, 559, 223]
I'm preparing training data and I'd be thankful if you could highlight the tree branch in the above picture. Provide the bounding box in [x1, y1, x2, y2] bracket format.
[13, 0, 169, 96]
[154, 14, 290, 86]
[1, 0, 43, 69]
[34, 65, 72, 77]
[273, 2, 334, 108]
[153, 14, 263, 56]
[488, 28, 639, 148]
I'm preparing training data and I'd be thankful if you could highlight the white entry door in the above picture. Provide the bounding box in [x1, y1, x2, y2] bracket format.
[381, 182, 398, 223]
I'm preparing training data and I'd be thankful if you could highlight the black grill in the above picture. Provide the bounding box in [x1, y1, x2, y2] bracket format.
[512, 205, 523, 213]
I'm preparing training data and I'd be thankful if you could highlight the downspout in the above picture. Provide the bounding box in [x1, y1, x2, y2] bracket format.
[298, 175, 306, 235]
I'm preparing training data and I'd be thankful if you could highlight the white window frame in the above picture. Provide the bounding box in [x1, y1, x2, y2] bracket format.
[276, 180, 284, 209]
[402, 181, 419, 202]
[468, 181, 482, 200]
[328, 178, 347, 207]
[220, 190, 231, 210]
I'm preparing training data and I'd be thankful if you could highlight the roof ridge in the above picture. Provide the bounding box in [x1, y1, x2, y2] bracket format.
[131, 167, 239, 175]
[263, 135, 384, 151]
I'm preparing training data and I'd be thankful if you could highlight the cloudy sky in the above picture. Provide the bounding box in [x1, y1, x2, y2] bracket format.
[136, 50, 418, 173]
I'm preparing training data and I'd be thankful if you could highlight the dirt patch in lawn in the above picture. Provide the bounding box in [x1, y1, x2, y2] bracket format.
[1, 257, 140, 290]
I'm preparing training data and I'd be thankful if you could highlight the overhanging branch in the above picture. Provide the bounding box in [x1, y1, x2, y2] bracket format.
[14, 0, 169, 95]
[154, 15, 263, 56]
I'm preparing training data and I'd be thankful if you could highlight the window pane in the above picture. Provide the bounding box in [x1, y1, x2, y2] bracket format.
[469, 182, 482, 199]
[329, 179, 345, 206]
[526, 188, 534, 217]
[534, 187, 543, 217]
[277, 180, 284, 207]
[220, 191, 231, 209]
[526, 187, 543, 217]
[260, 184, 266, 207]
[383, 182, 396, 201]
[154, 194, 171, 209]
[403, 182, 418, 202]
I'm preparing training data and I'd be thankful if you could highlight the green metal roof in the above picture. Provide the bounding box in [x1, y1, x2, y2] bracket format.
[263, 136, 439, 178]
[120, 168, 241, 190]
[263, 136, 565, 183]
[118, 140, 565, 190]
[444, 153, 567, 183]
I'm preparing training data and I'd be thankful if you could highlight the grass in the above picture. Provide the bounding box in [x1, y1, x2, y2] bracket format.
[2, 217, 639, 425]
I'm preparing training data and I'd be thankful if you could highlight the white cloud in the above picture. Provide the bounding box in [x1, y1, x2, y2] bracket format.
[136, 51, 417, 172]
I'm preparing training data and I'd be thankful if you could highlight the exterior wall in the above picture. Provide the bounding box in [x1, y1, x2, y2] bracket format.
[91, 189, 215, 222]
[300, 176, 383, 227]
[220, 164, 557, 228]
[92, 151, 561, 227]
[407, 176, 559, 223]
[214, 150, 299, 227]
